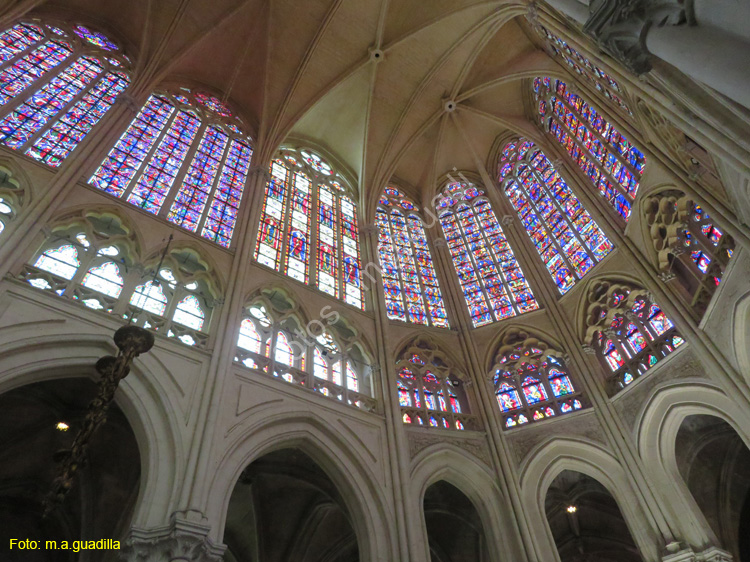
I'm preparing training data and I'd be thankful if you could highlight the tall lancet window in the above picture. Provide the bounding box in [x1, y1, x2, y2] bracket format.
[498, 139, 613, 294]
[533, 77, 646, 220]
[436, 181, 538, 327]
[538, 27, 632, 115]
[0, 21, 130, 167]
[89, 89, 253, 247]
[375, 186, 449, 328]
[255, 148, 363, 308]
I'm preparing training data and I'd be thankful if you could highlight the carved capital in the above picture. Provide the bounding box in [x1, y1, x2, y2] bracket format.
[583, 0, 693, 75]
[661, 546, 733, 562]
[581, 343, 597, 355]
[120, 518, 225, 562]
[658, 271, 676, 283]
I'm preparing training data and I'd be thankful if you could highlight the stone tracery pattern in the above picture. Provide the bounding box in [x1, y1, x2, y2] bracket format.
[583, 279, 685, 392]
[254, 148, 363, 309]
[534, 77, 646, 220]
[234, 289, 375, 411]
[21, 211, 218, 348]
[498, 139, 613, 294]
[644, 190, 735, 314]
[0, 21, 130, 168]
[491, 329, 585, 429]
[89, 89, 253, 247]
[375, 186, 449, 328]
[396, 336, 478, 430]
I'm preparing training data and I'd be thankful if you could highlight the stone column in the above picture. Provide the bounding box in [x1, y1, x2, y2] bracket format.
[581, 0, 750, 110]
[120, 517, 225, 562]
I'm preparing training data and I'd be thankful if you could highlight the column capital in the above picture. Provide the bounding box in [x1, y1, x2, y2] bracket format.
[120, 517, 225, 562]
[582, 0, 693, 74]
[662, 546, 733, 562]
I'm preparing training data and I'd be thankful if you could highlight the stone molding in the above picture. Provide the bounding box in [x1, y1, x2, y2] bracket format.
[120, 517, 226, 562]
[662, 546, 733, 562]
[407, 430, 491, 466]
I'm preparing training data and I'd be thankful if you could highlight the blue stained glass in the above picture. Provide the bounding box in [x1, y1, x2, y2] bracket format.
[535, 78, 644, 220]
[375, 194, 449, 328]
[0, 40, 72, 106]
[0, 57, 103, 149]
[89, 95, 175, 196]
[167, 125, 229, 231]
[498, 140, 612, 293]
[437, 183, 537, 327]
[26, 69, 130, 166]
[127, 109, 201, 213]
[73, 25, 119, 51]
[201, 138, 252, 247]
[0, 23, 44, 64]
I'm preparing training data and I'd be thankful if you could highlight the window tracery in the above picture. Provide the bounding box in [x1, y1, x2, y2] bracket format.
[375, 186, 449, 328]
[0, 166, 25, 235]
[21, 213, 219, 348]
[395, 337, 477, 430]
[255, 147, 363, 308]
[533, 77, 646, 220]
[583, 280, 685, 392]
[89, 89, 253, 247]
[0, 21, 130, 167]
[234, 289, 375, 411]
[435, 180, 538, 327]
[497, 139, 613, 293]
[644, 190, 735, 314]
[538, 27, 632, 115]
[491, 330, 585, 429]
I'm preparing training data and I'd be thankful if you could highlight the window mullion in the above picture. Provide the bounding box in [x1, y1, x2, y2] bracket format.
[120, 108, 178, 202]
[18, 64, 109, 153]
[521, 164, 580, 276]
[194, 133, 231, 236]
[556, 94, 639, 178]
[278, 167, 294, 278]
[158, 121, 207, 218]
[453, 206, 494, 320]
[552, 114, 632, 203]
[309, 180, 319, 288]
[0, 49, 79, 122]
[386, 215, 409, 319]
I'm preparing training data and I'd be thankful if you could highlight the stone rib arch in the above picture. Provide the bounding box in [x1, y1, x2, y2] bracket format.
[485, 324, 567, 374]
[206, 412, 395, 562]
[519, 437, 662, 562]
[409, 443, 524, 562]
[733, 289, 750, 376]
[636, 381, 750, 549]
[0, 334, 184, 530]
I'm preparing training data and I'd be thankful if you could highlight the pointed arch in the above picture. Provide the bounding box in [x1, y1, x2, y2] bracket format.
[0, 20, 131, 167]
[520, 438, 662, 562]
[89, 88, 253, 247]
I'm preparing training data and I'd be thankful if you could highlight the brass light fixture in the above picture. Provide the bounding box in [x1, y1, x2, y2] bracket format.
[43, 325, 154, 517]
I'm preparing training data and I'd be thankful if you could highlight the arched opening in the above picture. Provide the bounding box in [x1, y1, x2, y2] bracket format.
[423, 480, 488, 562]
[223, 448, 358, 562]
[675, 415, 750, 560]
[0, 378, 141, 561]
[544, 470, 642, 562]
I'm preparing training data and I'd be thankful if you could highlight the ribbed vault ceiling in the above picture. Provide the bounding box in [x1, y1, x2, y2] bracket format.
[36, 0, 564, 213]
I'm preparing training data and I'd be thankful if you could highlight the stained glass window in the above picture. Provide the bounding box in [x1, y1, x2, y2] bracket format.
[0, 21, 130, 167]
[644, 191, 735, 314]
[34, 244, 80, 279]
[81, 261, 123, 297]
[396, 342, 472, 430]
[254, 148, 363, 308]
[234, 298, 373, 410]
[376, 186, 449, 328]
[538, 27, 632, 115]
[492, 344, 584, 428]
[173, 295, 205, 330]
[533, 77, 646, 220]
[498, 139, 613, 294]
[89, 89, 253, 247]
[130, 281, 168, 316]
[585, 283, 684, 390]
[435, 181, 538, 327]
